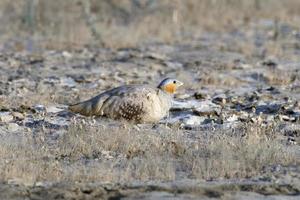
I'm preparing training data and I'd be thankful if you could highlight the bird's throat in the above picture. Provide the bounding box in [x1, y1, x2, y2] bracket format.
[163, 84, 176, 94]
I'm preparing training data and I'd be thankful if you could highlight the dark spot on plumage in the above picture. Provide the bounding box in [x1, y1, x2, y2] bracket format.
[118, 101, 145, 121]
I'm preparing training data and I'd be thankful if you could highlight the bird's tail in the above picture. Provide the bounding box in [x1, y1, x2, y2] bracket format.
[69, 100, 94, 116]
[69, 93, 108, 116]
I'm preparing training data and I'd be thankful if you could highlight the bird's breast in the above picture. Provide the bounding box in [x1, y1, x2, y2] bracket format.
[141, 90, 171, 122]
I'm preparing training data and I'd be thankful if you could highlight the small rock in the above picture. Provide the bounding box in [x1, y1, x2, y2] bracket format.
[193, 100, 222, 116]
[182, 115, 206, 126]
[47, 117, 68, 127]
[262, 59, 277, 68]
[172, 100, 220, 112]
[176, 93, 192, 99]
[116, 51, 131, 61]
[60, 77, 76, 88]
[28, 54, 44, 64]
[194, 92, 210, 100]
[62, 51, 73, 58]
[281, 124, 300, 137]
[71, 75, 91, 83]
[238, 111, 250, 122]
[266, 115, 275, 122]
[101, 150, 114, 159]
[212, 94, 227, 105]
[46, 106, 64, 114]
[287, 137, 297, 145]
[7, 123, 20, 132]
[8, 58, 21, 68]
[255, 102, 281, 114]
[12, 112, 24, 120]
[35, 182, 52, 187]
[7, 178, 22, 185]
[239, 63, 253, 69]
[279, 115, 296, 122]
[250, 115, 263, 124]
[226, 114, 239, 122]
[146, 52, 168, 60]
[34, 104, 46, 112]
[0, 112, 13, 122]
[18, 104, 35, 113]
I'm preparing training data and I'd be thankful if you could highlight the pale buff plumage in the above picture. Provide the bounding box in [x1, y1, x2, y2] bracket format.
[69, 78, 183, 123]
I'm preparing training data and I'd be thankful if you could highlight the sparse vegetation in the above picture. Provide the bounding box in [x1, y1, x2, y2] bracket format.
[0, 122, 297, 185]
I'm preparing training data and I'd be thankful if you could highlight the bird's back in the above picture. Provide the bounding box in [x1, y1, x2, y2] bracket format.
[69, 84, 172, 122]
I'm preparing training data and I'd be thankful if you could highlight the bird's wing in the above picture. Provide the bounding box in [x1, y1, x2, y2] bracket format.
[100, 85, 158, 121]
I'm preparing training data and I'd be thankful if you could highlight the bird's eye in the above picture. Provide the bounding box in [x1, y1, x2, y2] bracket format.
[173, 80, 176, 84]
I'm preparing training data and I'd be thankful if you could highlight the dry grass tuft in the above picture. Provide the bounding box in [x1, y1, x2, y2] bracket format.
[0, 121, 297, 185]
[185, 125, 293, 179]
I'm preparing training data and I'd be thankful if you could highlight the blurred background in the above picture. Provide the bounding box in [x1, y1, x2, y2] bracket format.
[0, 0, 300, 51]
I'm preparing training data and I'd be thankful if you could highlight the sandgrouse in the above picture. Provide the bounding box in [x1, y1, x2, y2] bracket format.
[69, 78, 183, 123]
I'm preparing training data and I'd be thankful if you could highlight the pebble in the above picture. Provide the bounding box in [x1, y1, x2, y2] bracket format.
[34, 104, 46, 112]
[46, 106, 65, 114]
[101, 150, 114, 159]
[7, 123, 20, 132]
[62, 51, 73, 58]
[239, 63, 253, 69]
[212, 94, 227, 105]
[12, 112, 25, 120]
[182, 115, 206, 126]
[226, 114, 239, 122]
[193, 101, 221, 116]
[281, 124, 300, 137]
[194, 92, 210, 100]
[279, 115, 296, 122]
[60, 77, 76, 88]
[0, 112, 13, 122]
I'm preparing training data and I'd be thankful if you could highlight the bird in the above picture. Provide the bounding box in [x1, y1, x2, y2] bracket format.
[69, 78, 183, 123]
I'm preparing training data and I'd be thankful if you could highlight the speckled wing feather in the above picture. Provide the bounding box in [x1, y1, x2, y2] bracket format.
[100, 85, 156, 121]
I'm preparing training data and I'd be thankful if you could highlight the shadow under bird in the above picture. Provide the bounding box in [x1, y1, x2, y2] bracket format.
[69, 78, 183, 123]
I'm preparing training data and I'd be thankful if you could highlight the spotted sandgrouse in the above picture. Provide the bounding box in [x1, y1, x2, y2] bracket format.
[69, 78, 183, 123]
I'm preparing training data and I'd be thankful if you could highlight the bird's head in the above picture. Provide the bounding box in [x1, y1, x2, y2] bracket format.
[157, 78, 183, 94]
